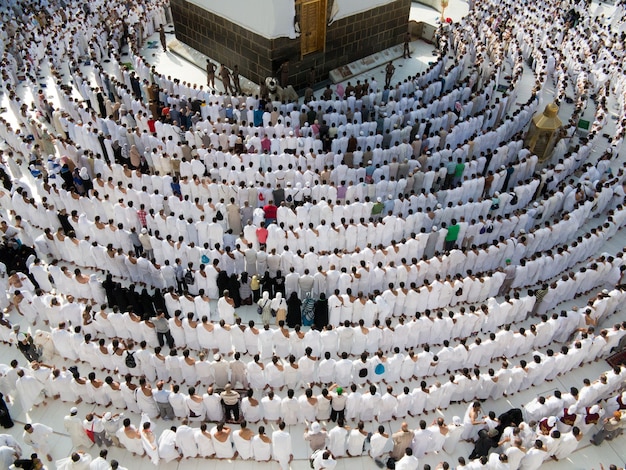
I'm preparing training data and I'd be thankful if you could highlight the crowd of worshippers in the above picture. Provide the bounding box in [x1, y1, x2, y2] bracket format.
[31, 392, 626, 469]
[4, 347, 626, 469]
[0, 0, 626, 466]
[3, 268, 624, 435]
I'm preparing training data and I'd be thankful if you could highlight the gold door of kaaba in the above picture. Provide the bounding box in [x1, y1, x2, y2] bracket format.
[298, 0, 327, 57]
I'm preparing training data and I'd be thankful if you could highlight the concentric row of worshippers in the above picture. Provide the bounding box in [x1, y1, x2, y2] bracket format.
[14, 357, 626, 469]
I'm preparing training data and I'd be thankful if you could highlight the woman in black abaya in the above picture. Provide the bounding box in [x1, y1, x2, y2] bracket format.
[286, 291, 302, 328]
[0, 393, 13, 428]
[313, 293, 329, 330]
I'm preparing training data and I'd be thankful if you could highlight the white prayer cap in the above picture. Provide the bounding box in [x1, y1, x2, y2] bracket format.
[621, 391, 626, 401]
[141, 228, 148, 234]
[310, 422, 321, 434]
[387, 194, 393, 200]
[533, 202, 539, 208]
[103, 412, 112, 420]
[436, 203, 442, 209]
[432, 226, 438, 231]
[214, 353, 222, 361]
[452, 416, 461, 425]
[70, 407, 78, 414]
[519, 229, 526, 235]
[306, 182, 311, 187]
[249, 182, 254, 187]
[567, 405, 577, 415]
[590, 405, 600, 414]
[602, 289, 609, 294]
[377, 197, 382, 202]
[494, 191, 500, 197]
[360, 131, 364, 136]
[500, 165, 505, 170]
[368, 160, 372, 164]
[547, 416, 556, 426]
[289, 131, 294, 136]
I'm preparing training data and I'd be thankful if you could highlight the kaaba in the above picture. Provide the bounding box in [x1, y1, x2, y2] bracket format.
[171, 0, 412, 89]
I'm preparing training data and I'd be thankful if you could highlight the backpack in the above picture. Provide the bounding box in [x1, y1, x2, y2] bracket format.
[216, 211, 224, 221]
[257, 299, 269, 315]
[125, 351, 137, 369]
[359, 367, 368, 378]
[374, 363, 385, 375]
[184, 270, 195, 285]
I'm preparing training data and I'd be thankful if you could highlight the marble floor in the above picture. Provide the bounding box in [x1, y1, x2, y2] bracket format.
[0, 1, 625, 469]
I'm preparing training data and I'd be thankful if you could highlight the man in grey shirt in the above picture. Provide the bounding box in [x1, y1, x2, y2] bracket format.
[152, 310, 175, 349]
[304, 422, 328, 452]
[153, 380, 175, 420]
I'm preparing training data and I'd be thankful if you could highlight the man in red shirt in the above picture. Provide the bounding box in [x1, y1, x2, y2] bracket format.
[263, 200, 278, 225]
[256, 222, 268, 248]
[137, 204, 148, 228]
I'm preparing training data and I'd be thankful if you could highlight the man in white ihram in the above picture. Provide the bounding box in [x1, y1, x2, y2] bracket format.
[23, 422, 54, 461]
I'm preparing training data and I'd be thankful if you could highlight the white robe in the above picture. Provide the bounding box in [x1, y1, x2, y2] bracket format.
[272, 429, 292, 470]
[23, 423, 53, 456]
[347, 429, 367, 456]
[194, 429, 215, 457]
[175, 425, 198, 458]
[141, 429, 160, 465]
[89, 456, 110, 470]
[56, 453, 92, 470]
[328, 426, 348, 457]
[231, 431, 253, 460]
[16, 375, 45, 412]
[211, 430, 235, 459]
[241, 397, 263, 423]
[158, 429, 180, 462]
[64, 415, 94, 448]
[218, 297, 236, 324]
[117, 426, 145, 456]
[252, 435, 271, 461]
